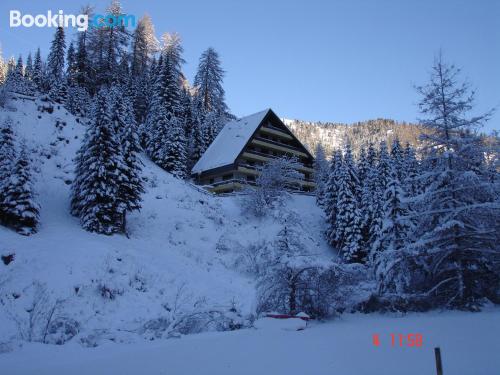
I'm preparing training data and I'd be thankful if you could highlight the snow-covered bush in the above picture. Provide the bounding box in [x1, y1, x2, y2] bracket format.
[44, 317, 80, 345]
[4, 282, 64, 343]
[256, 258, 373, 319]
[242, 156, 302, 217]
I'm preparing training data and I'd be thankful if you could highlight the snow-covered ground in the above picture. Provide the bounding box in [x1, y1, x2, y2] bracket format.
[3, 309, 500, 375]
[1, 96, 499, 374]
[0, 96, 332, 345]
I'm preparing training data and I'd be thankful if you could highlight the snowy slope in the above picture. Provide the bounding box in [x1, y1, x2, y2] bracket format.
[0, 96, 333, 345]
[3, 308, 500, 375]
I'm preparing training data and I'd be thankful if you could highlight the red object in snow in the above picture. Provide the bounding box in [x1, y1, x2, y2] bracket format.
[266, 313, 312, 321]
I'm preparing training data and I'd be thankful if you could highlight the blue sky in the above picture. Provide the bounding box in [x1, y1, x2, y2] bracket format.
[1, 0, 499, 132]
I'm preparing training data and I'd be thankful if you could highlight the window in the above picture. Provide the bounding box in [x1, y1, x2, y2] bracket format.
[246, 175, 256, 182]
[209, 178, 214, 184]
[222, 174, 233, 181]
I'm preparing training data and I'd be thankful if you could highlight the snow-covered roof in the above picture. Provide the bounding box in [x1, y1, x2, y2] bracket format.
[192, 109, 271, 174]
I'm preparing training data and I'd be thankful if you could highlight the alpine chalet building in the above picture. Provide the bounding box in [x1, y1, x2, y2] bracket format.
[191, 109, 315, 193]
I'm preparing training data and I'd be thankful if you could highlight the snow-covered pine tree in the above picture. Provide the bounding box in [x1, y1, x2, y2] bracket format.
[403, 142, 420, 197]
[144, 35, 187, 176]
[390, 138, 405, 181]
[86, 0, 129, 88]
[369, 141, 394, 263]
[75, 30, 92, 92]
[194, 47, 228, 116]
[359, 143, 380, 249]
[0, 46, 6, 85]
[0, 117, 16, 199]
[413, 54, 499, 310]
[193, 47, 229, 145]
[71, 90, 123, 234]
[0, 142, 40, 235]
[187, 104, 206, 170]
[46, 26, 66, 102]
[334, 145, 364, 262]
[313, 143, 329, 206]
[107, 87, 144, 232]
[156, 114, 188, 178]
[373, 163, 413, 296]
[131, 14, 158, 78]
[357, 147, 368, 184]
[66, 42, 77, 87]
[324, 150, 342, 246]
[25, 53, 33, 80]
[32, 48, 44, 91]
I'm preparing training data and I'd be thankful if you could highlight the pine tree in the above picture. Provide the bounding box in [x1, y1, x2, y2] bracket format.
[131, 14, 158, 78]
[403, 142, 420, 197]
[325, 150, 342, 246]
[313, 144, 329, 206]
[390, 138, 405, 182]
[333, 145, 364, 262]
[188, 106, 206, 170]
[412, 54, 499, 310]
[336, 167, 363, 263]
[374, 164, 413, 295]
[194, 47, 228, 116]
[359, 143, 380, 249]
[1, 142, 40, 235]
[32, 48, 44, 90]
[0, 46, 6, 85]
[46, 26, 66, 102]
[193, 47, 229, 144]
[0, 117, 16, 199]
[86, 0, 129, 88]
[71, 91, 123, 234]
[66, 42, 77, 87]
[144, 36, 187, 175]
[108, 87, 144, 232]
[25, 53, 33, 80]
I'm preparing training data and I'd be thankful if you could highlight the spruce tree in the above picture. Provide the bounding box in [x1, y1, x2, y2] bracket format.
[390, 138, 405, 182]
[359, 143, 380, 249]
[71, 91, 123, 234]
[108, 87, 144, 231]
[46, 26, 66, 102]
[1, 142, 40, 235]
[413, 55, 499, 310]
[32, 48, 44, 90]
[325, 150, 342, 246]
[193, 47, 229, 144]
[313, 144, 329, 206]
[144, 37, 188, 176]
[25, 53, 33, 80]
[194, 47, 228, 116]
[0, 117, 16, 199]
[374, 164, 413, 295]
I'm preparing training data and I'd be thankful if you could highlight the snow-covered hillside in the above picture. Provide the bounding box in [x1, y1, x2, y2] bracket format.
[0, 95, 332, 347]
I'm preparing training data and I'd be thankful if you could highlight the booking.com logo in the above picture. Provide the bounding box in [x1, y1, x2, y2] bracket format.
[9, 10, 136, 31]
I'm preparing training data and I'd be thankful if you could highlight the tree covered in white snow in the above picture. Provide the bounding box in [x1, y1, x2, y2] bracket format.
[46, 26, 67, 102]
[333, 145, 364, 262]
[71, 90, 124, 234]
[244, 156, 302, 217]
[0, 141, 40, 235]
[193, 48, 230, 148]
[313, 144, 329, 207]
[0, 117, 16, 201]
[410, 55, 499, 310]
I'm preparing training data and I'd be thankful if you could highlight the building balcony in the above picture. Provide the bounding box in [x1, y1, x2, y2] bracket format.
[259, 125, 294, 141]
[251, 138, 309, 158]
[240, 152, 314, 173]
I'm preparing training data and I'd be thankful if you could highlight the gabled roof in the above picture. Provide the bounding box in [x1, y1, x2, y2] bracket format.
[191, 109, 271, 174]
